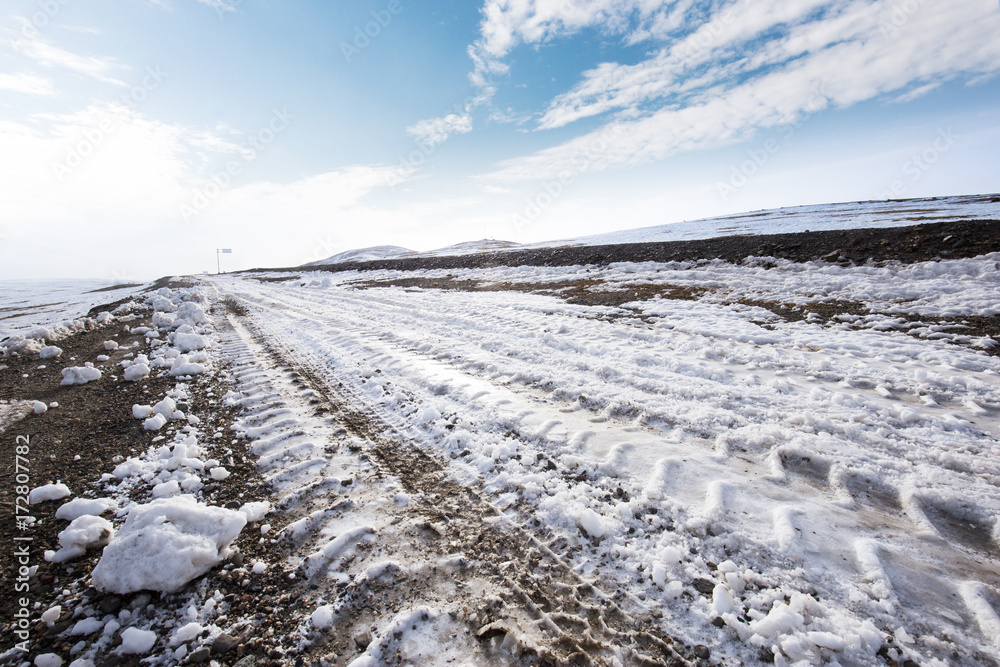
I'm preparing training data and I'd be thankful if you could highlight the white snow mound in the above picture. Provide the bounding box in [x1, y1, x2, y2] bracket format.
[29, 483, 71, 504]
[60, 366, 102, 386]
[91, 495, 246, 594]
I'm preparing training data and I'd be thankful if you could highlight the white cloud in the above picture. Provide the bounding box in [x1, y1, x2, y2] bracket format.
[5, 32, 128, 86]
[0, 103, 411, 279]
[0, 72, 55, 96]
[475, 0, 1000, 182]
[406, 113, 473, 148]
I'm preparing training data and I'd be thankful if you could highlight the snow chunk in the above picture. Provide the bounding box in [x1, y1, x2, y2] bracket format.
[750, 602, 803, 638]
[169, 355, 206, 377]
[152, 480, 180, 498]
[60, 365, 102, 386]
[124, 363, 151, 382]
[56, 497, 117, 521]
[91, 495, 246, 594]
[152, 396, 176, 416]
[174, 301, 208, 326]
[41, 606, 62, 624]
[210, 467, 230, 481]
[39, 346, 63, 359]
[33, 401, 48, 415]
[170, 622, 203, 646]
[143, 414, 167, 431]
[120, 627, 157, 654]
[103, 340, 119, 351]
[239, 501, 270, 523]
[312, 605, 335, 630]
[34, 655, 63, 667]
[48, 515, 114, 563]
[69, 617, 105, 636]
[172, 332, 208, 353]
[577, 508, 607, 538]
[29, 483, 71, 504]
[132, 404, 154, 419]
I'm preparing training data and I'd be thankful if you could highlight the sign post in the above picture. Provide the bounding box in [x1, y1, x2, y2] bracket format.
[217, 248, 232, 274]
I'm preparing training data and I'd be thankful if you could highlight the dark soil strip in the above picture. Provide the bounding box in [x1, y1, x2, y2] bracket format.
[249, 218, 1000, 275]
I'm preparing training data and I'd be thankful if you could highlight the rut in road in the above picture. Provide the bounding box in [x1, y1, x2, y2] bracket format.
[224, 296, 707, 667]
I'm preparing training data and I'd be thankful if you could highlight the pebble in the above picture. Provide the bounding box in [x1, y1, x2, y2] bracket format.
[188, 647, 212, 663]
[213, 632, 239, 654]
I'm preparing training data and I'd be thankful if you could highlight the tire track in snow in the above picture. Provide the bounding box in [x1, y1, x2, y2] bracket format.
[213, 275, 1000, 665]
[219, 293, 703, 666]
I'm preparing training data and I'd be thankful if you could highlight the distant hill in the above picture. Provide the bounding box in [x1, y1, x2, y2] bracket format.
[304, 245, 414, 266]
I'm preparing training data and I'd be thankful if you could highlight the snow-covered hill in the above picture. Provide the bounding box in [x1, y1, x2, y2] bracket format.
[530, 193, 1000, 248]
[302, 245, 414, 266]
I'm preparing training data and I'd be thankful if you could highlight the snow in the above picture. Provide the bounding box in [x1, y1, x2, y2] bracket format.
[60, 365, 102, 386]
[239, 501, 270, 522]
[304, 244, 415, 266]
[91, 495, 246, 594]
[207, 232, 1000, 665]
[34, 655, 63, 667]
[40, 606, 62, 624]
[123, 363, 151, 382]
[47, 515, 114, 563]
[33, 400, 48, 414]
[171, 331, 208, 353]
[56, 498, 118, 521]
[69, 617, 105, 636]
[119, 627, 157, 654]
[39, 345, 63, 359]
[143, 413, 167, 431]
[29, 483, 71, 504]
[311, 604, 335, 630]
[169, 355, 207, 377]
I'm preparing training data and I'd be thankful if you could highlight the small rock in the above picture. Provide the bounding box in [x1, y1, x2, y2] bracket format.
[354, 630, 373, 650]
[694, 645, 711, 660]
[213, 632, 239, 654]
[188, 647, 212, 663]
[232, 657, 257, 667]
[225, 501, 241, 510]
[230, 552, 245, 567]
[100, 596, 123, 614]
[711, 616, 726, 628]
[692, 578, 715, 596]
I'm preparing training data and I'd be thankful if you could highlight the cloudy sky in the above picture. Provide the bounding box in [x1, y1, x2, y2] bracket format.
[1, 0, 998, 279]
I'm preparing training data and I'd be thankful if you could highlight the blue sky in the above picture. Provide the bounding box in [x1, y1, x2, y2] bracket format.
[1, 0, 998, 279]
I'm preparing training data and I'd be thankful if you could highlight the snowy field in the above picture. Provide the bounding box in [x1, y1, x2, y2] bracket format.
[4, 222, 1000, 665]
[0, 280, 142, 340]
[203, 248, 1000, 665]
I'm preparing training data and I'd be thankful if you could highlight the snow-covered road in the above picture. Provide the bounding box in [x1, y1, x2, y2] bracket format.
[207, 252, 1000, 666]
